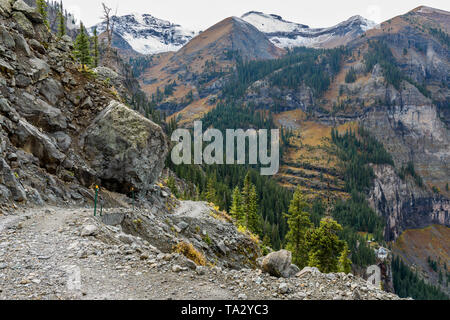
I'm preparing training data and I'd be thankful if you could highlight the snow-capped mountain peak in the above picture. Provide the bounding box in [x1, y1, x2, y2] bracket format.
[338, 15, 378, 32]
[91, 13, 197, 55]
[241, 12, 376, 49]
[91, 11, 376, 55]
[241, 11, 309, 33]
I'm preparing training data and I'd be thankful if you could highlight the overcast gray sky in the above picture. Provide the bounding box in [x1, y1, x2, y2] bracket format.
[60, 0, 450, 30]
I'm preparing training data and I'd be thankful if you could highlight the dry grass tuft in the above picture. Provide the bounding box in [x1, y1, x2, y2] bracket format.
[173, 241, 206, 266]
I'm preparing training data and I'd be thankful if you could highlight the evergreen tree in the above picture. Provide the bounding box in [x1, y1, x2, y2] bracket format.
[230, 186, 243, 223]
[36, 0, 49, 28]
[248, 185, 260, 234]
[73, 22, 92, 67]
[345, 67, 357, 83]
[285, 186, 312, 268]
[167, 176, 179, 198]
[241, 173, 252, 228]
[205, 176, 216, 204]
[92, 27, 99, 67]
[57, 1, 66, 37]
[262, 234, 271, 247]
[338, 243, 352, 274]
[305, 217, 345, 273]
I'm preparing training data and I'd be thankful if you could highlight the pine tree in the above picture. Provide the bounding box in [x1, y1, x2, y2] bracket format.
[36, 0, 49, 28]
[338, 243, 352, 274]
[305, 217, 345, 273]
[230, 186, 243, 223]
[57, 1, 66, 37]
[284, 186, 312, 268]
[73, 22, 92, 67]
[248, 185, 260, 234]
[205, 176, 216, 204]
[92, 27, 99, 67]
[241, 172, 252, 228]
[262, 234, 271, 247]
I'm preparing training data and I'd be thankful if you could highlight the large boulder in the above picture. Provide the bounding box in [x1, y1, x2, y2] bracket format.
[81, 100, 168, 193]
[261, 250, 299, 278]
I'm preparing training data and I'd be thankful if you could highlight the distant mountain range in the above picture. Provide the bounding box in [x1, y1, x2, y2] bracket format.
[241, 11, 377, 48]
[90, 11, 377, 55]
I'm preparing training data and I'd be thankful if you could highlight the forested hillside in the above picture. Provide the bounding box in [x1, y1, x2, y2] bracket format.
[152, 6, 450, 300]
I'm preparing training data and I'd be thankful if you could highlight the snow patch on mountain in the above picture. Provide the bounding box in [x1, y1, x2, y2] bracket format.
[241, 11, 377, 49]
[91, 14, 197, 55]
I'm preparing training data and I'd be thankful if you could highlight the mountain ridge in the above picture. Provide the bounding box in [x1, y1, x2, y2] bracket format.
[94, 10, 379, 55]
[241, 11, 377, 48]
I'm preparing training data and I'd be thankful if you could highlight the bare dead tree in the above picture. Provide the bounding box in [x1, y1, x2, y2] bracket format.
[101, 3, 119, 67]
[102, 3, 112, 49]
[111, 5, 118, 43]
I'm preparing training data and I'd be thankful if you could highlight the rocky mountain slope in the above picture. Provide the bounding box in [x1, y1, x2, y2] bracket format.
[90, 13, 197, 55]
[23, 0, 79, 39]
[137, 16, 285, 118]
[226, 6, 450, 241]
[0, 0, 168, 207]
[393, 224, 450, 295]
[254, 6, 450, 291]
[241, 11, 377, 49]
[132, 5, 449, 292]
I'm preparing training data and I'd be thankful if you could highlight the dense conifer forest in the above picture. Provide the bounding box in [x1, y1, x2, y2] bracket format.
[222, 47, 346, 100]
[392, 256, 448, 300]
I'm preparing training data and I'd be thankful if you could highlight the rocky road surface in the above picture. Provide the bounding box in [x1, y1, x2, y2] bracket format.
[0, 204, 403, 300]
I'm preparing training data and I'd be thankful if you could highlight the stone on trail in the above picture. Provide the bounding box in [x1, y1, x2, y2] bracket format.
[261, 250, 297, 278]
[80, 224, 98, 237]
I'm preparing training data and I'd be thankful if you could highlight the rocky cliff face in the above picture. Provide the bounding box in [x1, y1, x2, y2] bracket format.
[336, 75, 449, 241]
[0, 0, 168, 207]
[22, 0, 79, 39]
[361, 100, 449, 194]
[368, 165, 449, 241]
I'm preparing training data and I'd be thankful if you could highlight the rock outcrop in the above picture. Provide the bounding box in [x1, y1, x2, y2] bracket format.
[361, 100, 449, 194]
[0, 1, 168, 207]
[368, 165, 449, 241]
[111, 200, 262, 270]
